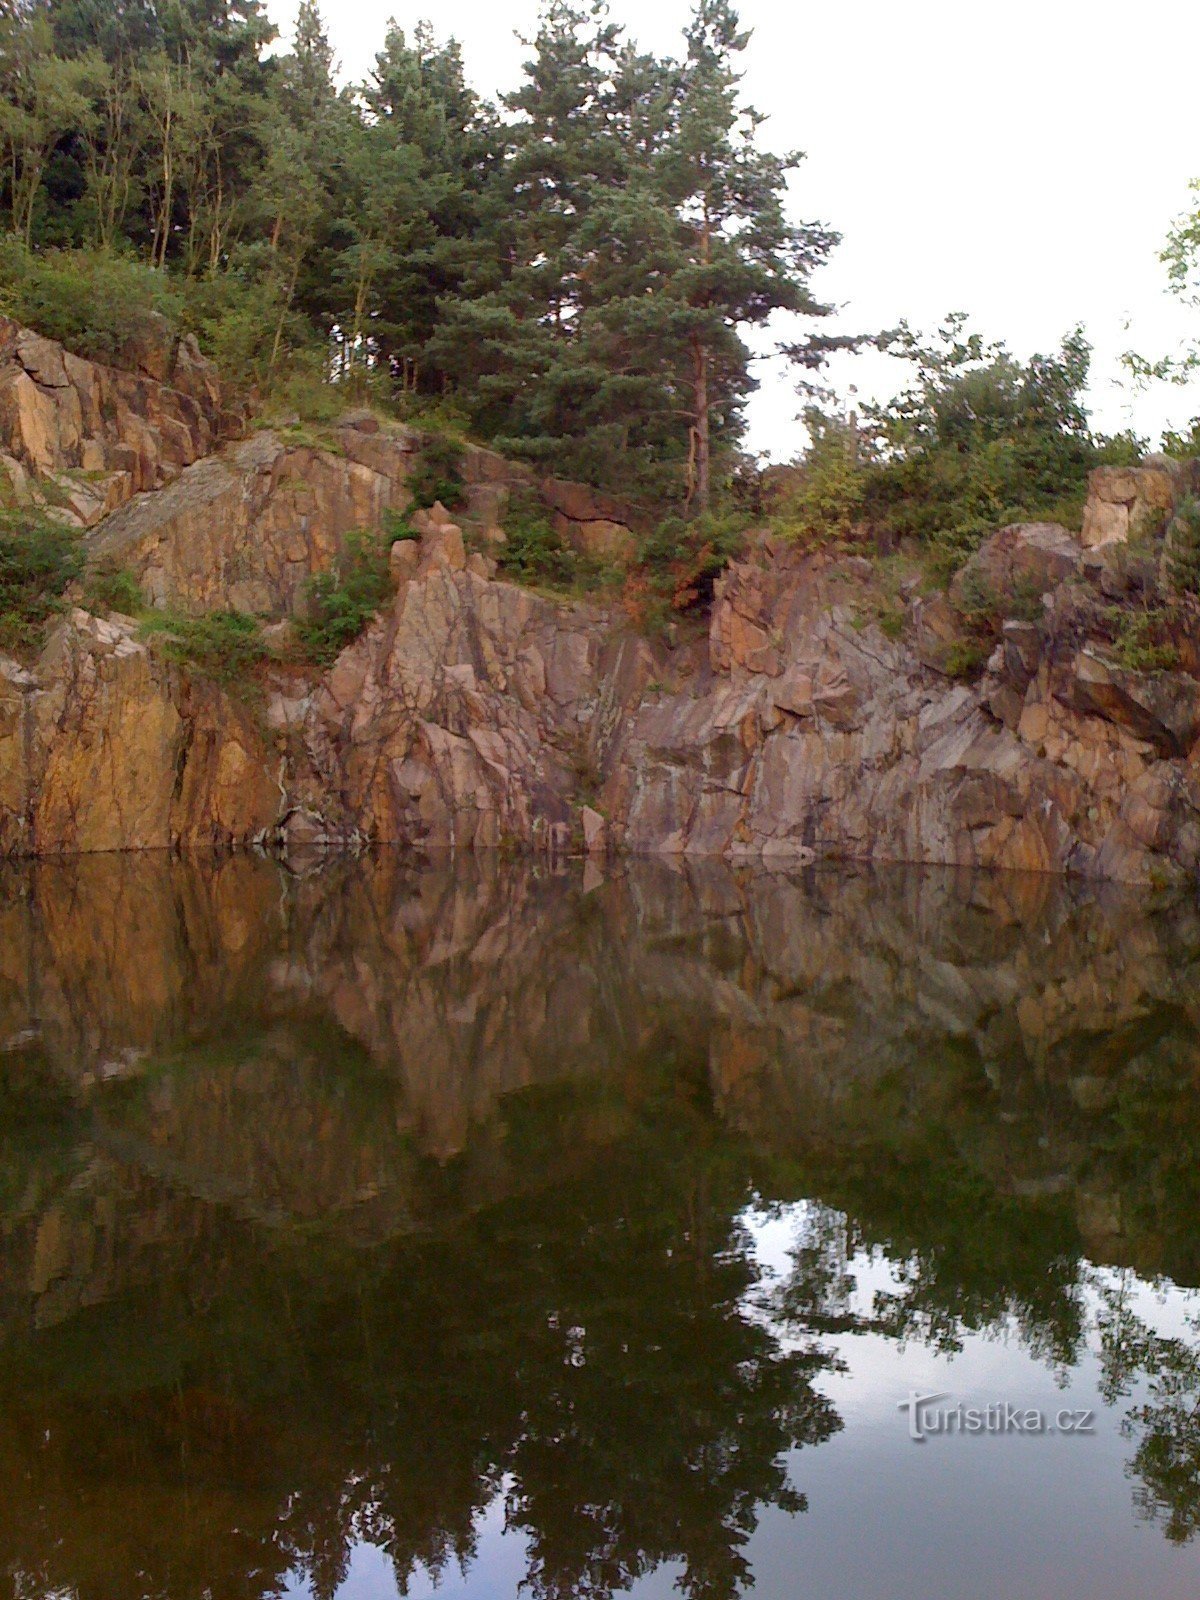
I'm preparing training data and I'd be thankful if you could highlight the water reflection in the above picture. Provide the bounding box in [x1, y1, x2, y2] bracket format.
[1, 854, 1200, 1597]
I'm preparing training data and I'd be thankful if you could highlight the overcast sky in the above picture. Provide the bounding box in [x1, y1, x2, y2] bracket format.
[266, 0, 1200, 460]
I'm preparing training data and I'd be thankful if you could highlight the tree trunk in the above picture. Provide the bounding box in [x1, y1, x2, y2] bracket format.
[691, 332, 710, 513]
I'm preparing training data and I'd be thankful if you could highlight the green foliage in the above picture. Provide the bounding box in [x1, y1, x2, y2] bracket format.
[777, 412, 867, 546]
[382, 508, 419, 543]
[940, 637, 992, 681]
[1104, 604, 1181, 674]
[1164, 495, 1200, 601]
[0, 0, 847, 513]
[497, 495, 578, 588]
[138, 608, 269, 684]
[429, 0, 837, 507]
[0, 239, 184, 366]
[865, 321, 1107, 563]
[294, 531, 391, 665]
[792, 319, 1147, 584]
[0, 503, 83, 652]
[1122, 178, 1200, 393]
[406, 433, 465, 511]
[81, 562, 142, 615]
[625, 508, 747, 633]
[178, 263, 300, 392]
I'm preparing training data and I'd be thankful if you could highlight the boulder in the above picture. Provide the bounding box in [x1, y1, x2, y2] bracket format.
[950, 522, 1080, 611]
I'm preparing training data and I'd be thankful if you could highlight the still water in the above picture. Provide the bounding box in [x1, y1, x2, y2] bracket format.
[3, 852, 1200, 1599]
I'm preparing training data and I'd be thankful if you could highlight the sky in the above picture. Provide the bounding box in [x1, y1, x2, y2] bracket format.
[266, 0, 1200, 461]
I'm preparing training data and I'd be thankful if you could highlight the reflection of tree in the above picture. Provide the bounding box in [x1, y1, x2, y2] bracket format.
[7, 850, 1200, 1593]
[1092, 1274, 1200, 1545]
[0, 1056, 840, 1600]
[768, 1136, 1089, 1377]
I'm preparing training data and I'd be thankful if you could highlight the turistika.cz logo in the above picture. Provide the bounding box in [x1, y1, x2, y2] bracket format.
[897, 1391, 1096, 1443]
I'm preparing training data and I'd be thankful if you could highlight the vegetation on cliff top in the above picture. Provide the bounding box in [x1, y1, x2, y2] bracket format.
[0, 0, 839, 513]
[2, 0, 1199, 663]
[774, 317, 1143, 580]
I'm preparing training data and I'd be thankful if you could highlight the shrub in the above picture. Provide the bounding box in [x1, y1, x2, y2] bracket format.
[789, 322, 1149, 585]
[138, 609, 269, 684]
[180, 258, 301, 394]
[82, 563, 142, 615]
[294, 532, 391, 666]
[0, 505, 84, 652]
[636, 510, 745, 612]
[1164, 495, 1200, 602]
[941, 637, 992, 681]
[0, 239, 184, 368]
[777, 413, 867, 546]
[498, 497, 578, 587]
[383, 509, 419, 544]
[408, 433, 466, 511]
[1105, 605, 1181, 674]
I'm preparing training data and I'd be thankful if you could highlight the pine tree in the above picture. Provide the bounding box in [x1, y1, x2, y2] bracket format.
[430, 2, 625, 450]
[359, 21, 497, 390]
[650, 0, 836, 508]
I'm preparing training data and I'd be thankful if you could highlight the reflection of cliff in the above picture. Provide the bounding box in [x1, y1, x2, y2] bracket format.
[3, 852, 1200, 1328]
[3, 854, 1200, 1596]
[671, 864, 1200, 1278]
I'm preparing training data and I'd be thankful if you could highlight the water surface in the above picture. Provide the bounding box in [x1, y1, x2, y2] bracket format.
[3, 853, 1200, 1598]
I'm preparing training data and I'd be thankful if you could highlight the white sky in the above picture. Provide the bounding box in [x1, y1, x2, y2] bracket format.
[267, 0, 1200, 461]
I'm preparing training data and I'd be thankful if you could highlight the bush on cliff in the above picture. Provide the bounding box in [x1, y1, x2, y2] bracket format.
[781, 319, 1144, 580]
[294, 532, 392, 666]
[497, 499, 579, 588]
[0, 241, 185, 368]
[406, 435, 466, 513]
[1164, 495, 1200, 603]
[0, 505, 83, 652]
[138, 610, 269, 684]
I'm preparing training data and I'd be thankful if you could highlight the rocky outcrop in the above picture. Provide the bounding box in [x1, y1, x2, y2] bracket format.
[5, 511, 1200, 882]
[0, 609, 277, 855]
[270, 538, 643, 850]
[949, 520, 1082, 608]
[89, 420, 417, 614]
[4, 315, 1200, 884]
[1080, 457, 1199, 549]
[0, 314, 236, 526]
[601, 538, 1200, 883]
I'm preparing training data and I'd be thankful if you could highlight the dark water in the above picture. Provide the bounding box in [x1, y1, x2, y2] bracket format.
[3, 853, 1200, 1599]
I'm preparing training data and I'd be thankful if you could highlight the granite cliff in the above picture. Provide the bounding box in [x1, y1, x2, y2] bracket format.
[2, 318, 1200, 884]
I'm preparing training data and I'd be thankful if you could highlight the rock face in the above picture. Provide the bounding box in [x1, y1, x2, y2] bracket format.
[0, 314, 235, 526]
[6, 498, 1200, 882]
[4, 316, 1200, 884]
[1080, 458, 1199, 549]
[89, 424, 416, 614]
[601, 542, 1200, 883]
[0, 610, 277, 855]
[949, 521, 1081, 609]
[541, 476, 640, 564]
[273, 541, 637, 850]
